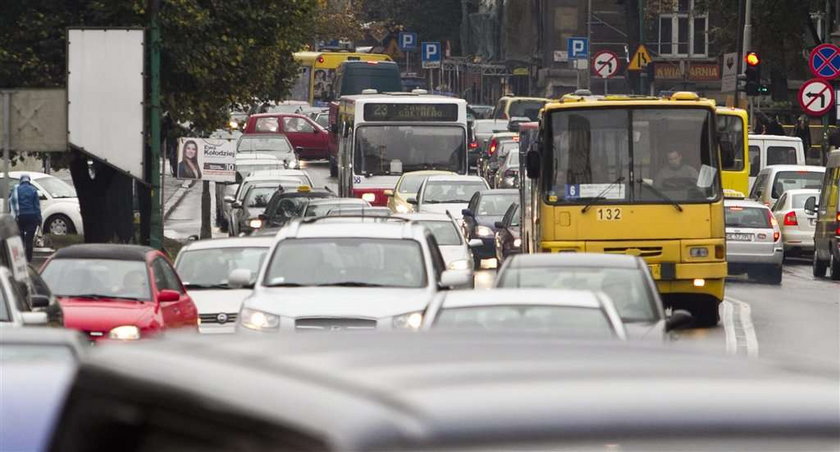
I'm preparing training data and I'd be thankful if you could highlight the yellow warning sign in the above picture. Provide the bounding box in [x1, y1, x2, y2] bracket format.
[628, 45, 652, 71]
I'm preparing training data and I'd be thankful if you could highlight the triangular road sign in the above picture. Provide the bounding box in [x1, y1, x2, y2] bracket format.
[628, 45, 652, 71]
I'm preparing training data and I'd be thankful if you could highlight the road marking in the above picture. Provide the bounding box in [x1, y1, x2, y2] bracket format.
[724, 297, 760, 358]
[721, 300, 737, 355]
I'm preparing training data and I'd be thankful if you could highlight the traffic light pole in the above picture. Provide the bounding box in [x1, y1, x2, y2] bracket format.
[149, 0, 163, 249]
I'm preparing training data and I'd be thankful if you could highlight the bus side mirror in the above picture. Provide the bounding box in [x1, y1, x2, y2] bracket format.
[525, 150, 541, 179]
[804, 196, 817, 214]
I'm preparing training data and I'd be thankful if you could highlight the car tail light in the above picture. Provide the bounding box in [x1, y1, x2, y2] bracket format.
[488, 139, 497, 155]
[836, 212, 840, 236]
[469, 141, 478, 149]
[316, 56, 325, 63]
[783, 211, 798, 226]
[766, 210, 780, 242]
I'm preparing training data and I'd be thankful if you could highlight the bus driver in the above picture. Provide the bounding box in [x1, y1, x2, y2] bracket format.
[654, 150, 699, 189]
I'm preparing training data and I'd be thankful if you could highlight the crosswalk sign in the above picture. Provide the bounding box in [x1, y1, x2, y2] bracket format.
[628, 45, 652, 71]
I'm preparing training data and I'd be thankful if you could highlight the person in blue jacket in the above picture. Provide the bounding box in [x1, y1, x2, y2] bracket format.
[9, 174, 42, 261]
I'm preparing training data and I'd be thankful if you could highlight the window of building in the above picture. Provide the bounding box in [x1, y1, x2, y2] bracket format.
[657, 0, 708, 57]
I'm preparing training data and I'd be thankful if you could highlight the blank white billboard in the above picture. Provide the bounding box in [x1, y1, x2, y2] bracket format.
[68, 29, 144, 179]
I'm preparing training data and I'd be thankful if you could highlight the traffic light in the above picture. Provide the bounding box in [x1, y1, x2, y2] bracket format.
[744, 51, 761, 96]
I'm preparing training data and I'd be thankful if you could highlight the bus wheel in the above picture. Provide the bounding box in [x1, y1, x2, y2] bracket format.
[690, 299, 721, 328]
[329, 157, 338, 178]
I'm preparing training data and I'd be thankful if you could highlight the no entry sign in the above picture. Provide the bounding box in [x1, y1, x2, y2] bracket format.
[592, 50, 619, 79]
[798, 78, 835, 117]
[809, 43, 840, 79]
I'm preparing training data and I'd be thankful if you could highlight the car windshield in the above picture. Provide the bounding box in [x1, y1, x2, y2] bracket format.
[497, 141, 519, 158]
[35, 176, 77, 199]
[398, 173, 435, 194]
[477, 194, 518, 216]
[304, 201, 367, 217]
[771, 171, 824, 198]
[497, 268, 656, 322]
[264, 238, 426, 288]
[41, 259, 151, 300]
[547, 108, 719, 204]
[417, 220, 462, 245]
[177, 247, 268, 287]
[237, 137, 293, 153]
[244, 186, 276, 208]
[509, 100, 546, 121]
[725, 206, 771, 228]
[355, 125, 466, 175]
[506, 151, 520, 166]
[422, 181, 486, 203]
[766, 146, 798, 166]
[434, 305, 614, 337]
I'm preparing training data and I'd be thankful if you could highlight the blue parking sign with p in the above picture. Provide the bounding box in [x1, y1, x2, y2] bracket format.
[568, 37, 589, 59]
[399, 32, 417, 50]
[422, 42, 441, 62]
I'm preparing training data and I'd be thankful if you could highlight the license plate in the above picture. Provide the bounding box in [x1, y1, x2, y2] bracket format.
[647, 264, 661, 279]
[727, 233, 753, 241]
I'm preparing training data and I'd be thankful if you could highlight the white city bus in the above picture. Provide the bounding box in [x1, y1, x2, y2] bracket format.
[336, 93, 469, 206]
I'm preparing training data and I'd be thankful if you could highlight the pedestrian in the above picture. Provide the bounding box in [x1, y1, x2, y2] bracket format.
[9, 174, 42, 261]
[793, 115, 812, 155]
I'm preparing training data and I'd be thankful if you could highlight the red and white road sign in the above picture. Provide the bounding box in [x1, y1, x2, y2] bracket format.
[798, 78, 835, 117]
[592, 50, 619, 79]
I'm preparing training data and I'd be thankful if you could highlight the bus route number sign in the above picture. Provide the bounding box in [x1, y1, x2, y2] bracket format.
[363, 103, 459, 122]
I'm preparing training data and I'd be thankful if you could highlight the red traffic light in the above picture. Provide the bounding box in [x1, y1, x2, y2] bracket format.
[745, 52, 760, 66]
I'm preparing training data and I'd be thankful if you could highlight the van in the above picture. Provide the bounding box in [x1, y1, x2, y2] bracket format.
[806, 150, 840, 279]
[332, 61, 402, 99]
[492, 97, 550, 121]
[747, 135, 806, 191]
[748, 165, 825, 208]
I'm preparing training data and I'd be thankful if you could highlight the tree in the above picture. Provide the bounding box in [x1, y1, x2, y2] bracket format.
[0, 0, 316, 243]
[360, 0, 462, 53]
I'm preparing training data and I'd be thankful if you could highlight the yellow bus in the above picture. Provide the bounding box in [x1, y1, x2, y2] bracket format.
[290, 52, 393, 106]
[717, 107, 750, 197]
[523, 92, 727, 326]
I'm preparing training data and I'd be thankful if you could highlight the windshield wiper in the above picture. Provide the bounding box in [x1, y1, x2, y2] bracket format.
[65, 294, 145, 301]
[317, 282, 385, 287]
[634, 179, 683, 212]
[581, 177, 625, 213]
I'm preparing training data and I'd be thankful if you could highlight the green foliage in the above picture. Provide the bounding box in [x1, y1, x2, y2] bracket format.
[360, 0, 462, 51]
[0, 0, 317, 131]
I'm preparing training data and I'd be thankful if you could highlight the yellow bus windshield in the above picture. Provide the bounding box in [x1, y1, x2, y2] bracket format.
[545, 107, 720, 204]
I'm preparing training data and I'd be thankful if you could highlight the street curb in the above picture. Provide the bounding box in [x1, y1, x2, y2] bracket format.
[163, 180, 195, 221]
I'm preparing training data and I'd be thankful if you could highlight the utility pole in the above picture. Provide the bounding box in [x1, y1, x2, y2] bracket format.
[149, 0, 163, 249]
[742, 0, 753, 129]
[639, 0, 648, 95]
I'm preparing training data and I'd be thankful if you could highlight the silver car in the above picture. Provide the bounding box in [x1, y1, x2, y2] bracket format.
[234, 218, 472, 333]
[724, 199, 783, 284]
[494, 148, 520, 189]
[174, 237, 274, 334]
[422, 288, 627, 340]
[393, 212, 476, 273]
[412, 175, 490, 220]
[771, 188, 821, 256]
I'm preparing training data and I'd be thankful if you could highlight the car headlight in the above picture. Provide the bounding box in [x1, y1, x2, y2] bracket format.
[513, 238, 522, 247]
[361, 192, 376, 203]
[395, 203, 410, 213]
[393, 311, 424, 330]
[109, 325, 141, 341]
[248, 218, 263, 229]
[448, 259, 470, 270]
[239, 307, 280, 331]
[476, 225, 494, 237]
[689, 247, 709, 258]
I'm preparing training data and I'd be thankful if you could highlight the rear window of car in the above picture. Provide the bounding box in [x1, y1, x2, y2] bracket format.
[791, 193, 817, 209]
[771, 171, 824, 197]
[508, 100, 545, 121]
[477, 194, 518, 216]
[433, 305, 615, 338]
[725, 206, 771, 228]
[766, 146, 798, 165]
[417, 220, 462, 246]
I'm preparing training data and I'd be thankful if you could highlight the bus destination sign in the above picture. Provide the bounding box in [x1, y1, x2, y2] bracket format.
[363, 103, 459, 122]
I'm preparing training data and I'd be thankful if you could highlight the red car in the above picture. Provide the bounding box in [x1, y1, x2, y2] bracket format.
[243, 113, 330, 160]
[39, 244, 198, 342]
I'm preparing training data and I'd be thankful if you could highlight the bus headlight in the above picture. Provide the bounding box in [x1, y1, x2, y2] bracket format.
[689, 247, 709, 258]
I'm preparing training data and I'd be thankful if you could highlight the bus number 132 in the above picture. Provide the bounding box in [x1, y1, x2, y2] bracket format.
[596, 208, 622, 221]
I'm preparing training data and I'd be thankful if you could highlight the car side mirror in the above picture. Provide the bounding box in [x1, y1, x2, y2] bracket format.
[665, 309, 693, 332]
[494, 221, 504, 229]
[330, 124, 338, 134]
[158, 290, 180, 303]
[38, 192, 48, 201]
[384, 189, 394, 197]
[21, 311, 48, 326]
[407, 197, 417, 205]
[224, 196, 236, 203]
[803, 196, 817, 214]
[439, 269, 472, 289]
[468, 238, 483, 248]
[461, 208, 474, 217]
[228, 269, 254, 289]
[232, 201, 243, 209]
[312, 128, 319, 134]
[30, 294, 50, 309]
[525, 149, 541, 179]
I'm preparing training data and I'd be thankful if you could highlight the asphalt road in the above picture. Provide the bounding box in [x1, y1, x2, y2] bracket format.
[164, 160, 840, 376]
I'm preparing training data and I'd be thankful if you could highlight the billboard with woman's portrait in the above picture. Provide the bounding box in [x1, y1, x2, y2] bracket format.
[176, 138, 236, 182]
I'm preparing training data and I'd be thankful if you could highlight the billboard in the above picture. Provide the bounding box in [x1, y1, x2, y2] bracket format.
[176, 138, 236, 182]
[67, 28, 144, 179]
[0, 89, 68, 153]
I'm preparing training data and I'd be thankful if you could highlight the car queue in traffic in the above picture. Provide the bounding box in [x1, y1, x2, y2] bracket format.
[3, 90, 840, 451]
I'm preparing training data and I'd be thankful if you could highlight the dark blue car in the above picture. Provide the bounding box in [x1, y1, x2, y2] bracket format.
[462, 189, 519, 269]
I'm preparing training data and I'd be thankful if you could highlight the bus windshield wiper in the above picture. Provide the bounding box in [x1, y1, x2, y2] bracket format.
[634, 179, 683, 212]
[581, 177, 625, 213]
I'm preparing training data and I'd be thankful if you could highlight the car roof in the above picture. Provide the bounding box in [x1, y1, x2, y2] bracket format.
[238, 133, 290, 139]
[757, 165, 826, 174]
[440, 289, 603, 309]
[0, 327, 88, 357]
[779, 188, 821, 196]
[747, 134, 802, 142]
[506, 252, 642, 269]
[285, 221, 423, 240]
[64, 333, 840, 450]
[425, 175, 486, 183]
[480, 189, 518, 196]
[8, 171, 51, 179]
[724, 198, 770, 209]
[306, 198, 368, 206]
[242, 175, 304, 184]
[247, 113, 310, 119]
[51, 244, 154, 261]
[178, 236, 275, 252]
[393, 212, 455, 222]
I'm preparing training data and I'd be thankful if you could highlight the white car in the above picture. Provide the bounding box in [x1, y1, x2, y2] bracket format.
[234, 217, 472, 333]
[393, 212, 476, 273]
[421, 288, 627, 340]
[174, 237, 274, 334]
[235, 153, 286, 181]
[771, 188, 821, 257]
[412, 175, 489, 219]
[8, 171, 83, 236]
